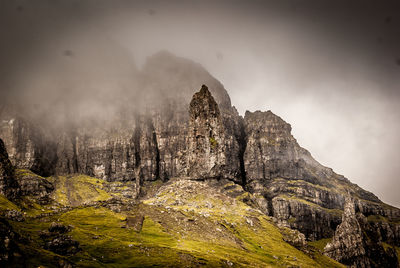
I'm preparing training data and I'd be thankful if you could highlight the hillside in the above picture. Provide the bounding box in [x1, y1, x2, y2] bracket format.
[1, 52, 399, 267]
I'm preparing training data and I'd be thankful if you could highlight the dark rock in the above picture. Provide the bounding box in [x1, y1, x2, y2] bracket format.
[271, 196, 341, 240]
[58, 259, 74, 268]
[242, 110, 397, 241]
[4, 210, 24, 222]
[126, 215, 144, 232]
[45, 235, 80, 256]
[324, 198, 399, 268]
[0, 51, 399, 266]
[40, 222, 79, 256]
[15, 170, 54, 204]
[0, 52, 234, 184]
[280, 227, 307, 248]
[0, 217, 22, 265]
[48, 222, 71, 233]
[0, 138, 20, 200]
[0, 112, 58, 177]
[187, 85, 241, 181]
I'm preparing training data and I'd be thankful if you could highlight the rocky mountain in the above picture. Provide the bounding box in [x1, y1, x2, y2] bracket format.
[1, 51, 399, 267]
[325, 198, 399, 267]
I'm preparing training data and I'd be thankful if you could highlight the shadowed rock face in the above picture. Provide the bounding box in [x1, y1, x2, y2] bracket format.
[324, 199, 399, 268]
[0, 138, 19, 200]
[0, 217, 23, 266]
[188, 85, 241, 180]
[14, 170, 54, 204]
[0, 52, 234, 183]
[241, 110, 400, 243]
[244, 110, 328, 185]
[0, 52, 399, 266]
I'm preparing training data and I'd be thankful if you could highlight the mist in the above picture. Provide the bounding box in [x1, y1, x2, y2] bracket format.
[1, 0, 400, 206]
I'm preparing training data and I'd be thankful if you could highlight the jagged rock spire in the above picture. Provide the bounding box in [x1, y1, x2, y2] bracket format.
[187, 85, 241, 180]
[324, 197, 399, 267]
[188, 85, 223, 179]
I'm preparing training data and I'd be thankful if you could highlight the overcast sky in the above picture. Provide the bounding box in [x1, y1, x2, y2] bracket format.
[1, 0, 400, 206]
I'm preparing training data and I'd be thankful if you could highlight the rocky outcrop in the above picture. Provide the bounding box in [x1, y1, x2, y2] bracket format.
[0, 52, 236, 185]
[4, 210, 24, 222]
[0, 109, 58, 177]
[280, 226, 307, 248]
[324, 199, 399, 268]
[324, 199, 372, 267]
[271, 196, 342, 240]
[244, 110, 359, 189]
[0, 217, 22, 266]
[14, 170, 54, 204]
[0, 138, 19, 200]
[187, 85, 241, 180]
[40, 222, 80, 256]
[1, 51, 399, 266]
[242, 110, 397, 241]
[144, 51, 237, 181]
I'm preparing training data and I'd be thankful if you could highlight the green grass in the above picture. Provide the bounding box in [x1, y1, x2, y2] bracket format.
[367, 214, 388, 223]
[15, 168, 45, 178]
[56, 207, 215, 267]
[142, 179, 344, 267]
[209, 136, 218, 148]
[2, 174, 347, 267]
[0, 194, 20, 211]
[52, 204, 343, 267]
[309, 238, 332, 251]
[47, 175, 112, 206]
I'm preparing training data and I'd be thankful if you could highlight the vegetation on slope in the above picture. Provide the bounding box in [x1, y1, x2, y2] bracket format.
[0, 173, 346, 267]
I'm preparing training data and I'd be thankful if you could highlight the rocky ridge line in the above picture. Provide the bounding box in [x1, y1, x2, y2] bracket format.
[1, 52, 399, 267]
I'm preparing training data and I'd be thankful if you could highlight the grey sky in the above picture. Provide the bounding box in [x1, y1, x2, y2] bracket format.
[1, 0, 399, 206]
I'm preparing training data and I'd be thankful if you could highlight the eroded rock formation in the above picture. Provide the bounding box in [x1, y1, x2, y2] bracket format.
[324, 199, 399, 268]
[188, 85, 241, 180]
[0, 51, 399, 266]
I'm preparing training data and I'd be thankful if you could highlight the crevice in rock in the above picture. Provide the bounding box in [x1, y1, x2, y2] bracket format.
[132, 115, 142, 195]
[31, 137, 58, 178]
[236, 116, 247, 187]
[132, 116, 141, 170]
[70, 132, 79, 173]
[148, 118, 160, 181]
[266, 195, 275, 217]
[106, 142, 113, 181]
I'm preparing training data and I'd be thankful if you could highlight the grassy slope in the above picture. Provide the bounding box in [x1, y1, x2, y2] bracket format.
[47, 175, 112, 206]
[1, 173, 344, 267]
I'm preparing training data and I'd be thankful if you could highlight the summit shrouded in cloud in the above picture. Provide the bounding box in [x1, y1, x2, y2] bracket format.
[1, 0, 400, 206]
[1, 1, 400, 266]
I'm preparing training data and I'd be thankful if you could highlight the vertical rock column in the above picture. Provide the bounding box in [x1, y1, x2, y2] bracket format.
[187, 85, 240, 180]
[324, 198, 399, 267]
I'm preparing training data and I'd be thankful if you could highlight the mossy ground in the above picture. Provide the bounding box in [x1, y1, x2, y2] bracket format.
[0, 194, 20, 211]
[2, 175, 346, 267]
[309, 238, 332, 251]
[47, 175, 112, 206]
[15, 168, 45, 178]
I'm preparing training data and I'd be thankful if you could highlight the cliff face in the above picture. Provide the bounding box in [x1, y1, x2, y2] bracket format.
[0, 52, 234, 183]
[324, 199, 399, 267]
[0, 51, 399, 266]
[0, 138, 19, 200]
[242, 110, 400, 241]
[187, 85, 241, 181]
